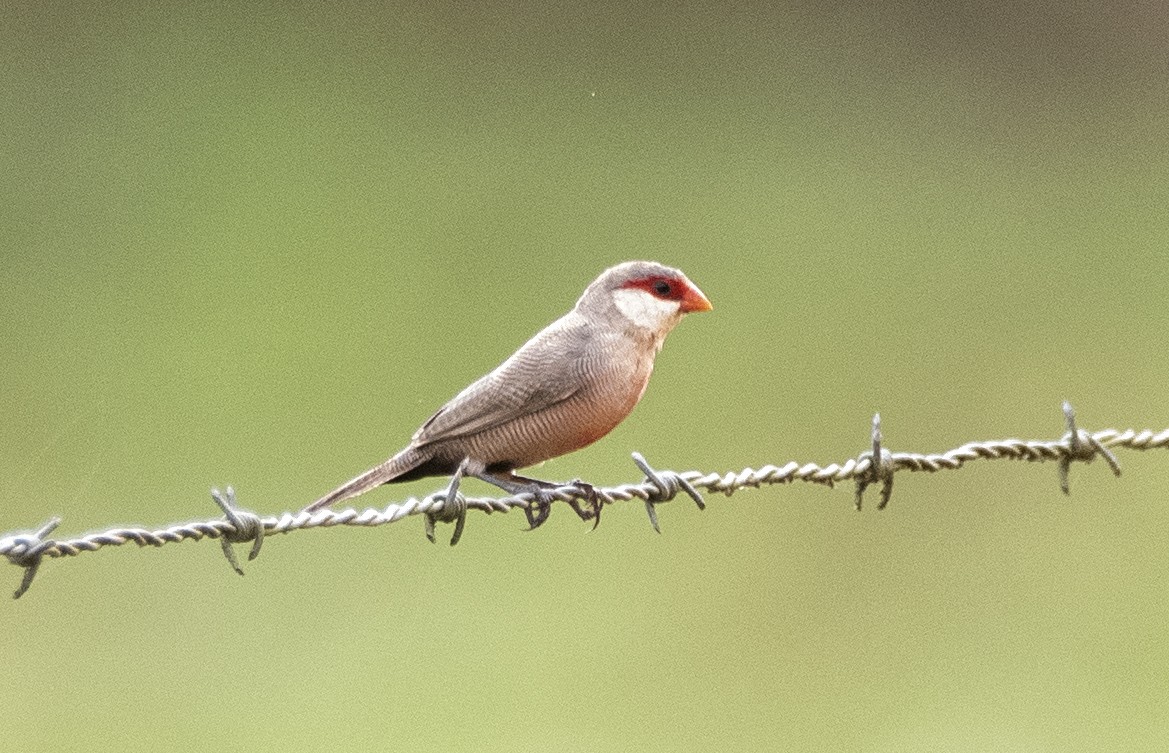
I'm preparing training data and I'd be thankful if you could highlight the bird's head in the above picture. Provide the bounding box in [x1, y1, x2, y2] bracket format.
[577, 261, 712, 340]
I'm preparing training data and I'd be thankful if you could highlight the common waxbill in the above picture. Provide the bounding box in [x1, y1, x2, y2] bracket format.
[304, 260, 712, 527]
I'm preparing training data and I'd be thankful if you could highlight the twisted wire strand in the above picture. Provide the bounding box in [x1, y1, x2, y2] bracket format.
[3, 407, 1167, 598]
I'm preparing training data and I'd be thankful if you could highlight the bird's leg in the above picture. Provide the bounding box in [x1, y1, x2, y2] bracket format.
[474, 470, 602, 530]
[512, 474, 602, 529]
[473, 471, 557, 529]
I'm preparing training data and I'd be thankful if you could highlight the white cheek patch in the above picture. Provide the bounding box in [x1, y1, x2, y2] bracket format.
[613, 288, 681, 331]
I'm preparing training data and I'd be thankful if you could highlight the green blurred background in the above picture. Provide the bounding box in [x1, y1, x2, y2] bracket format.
[2, 1, 1167, 750]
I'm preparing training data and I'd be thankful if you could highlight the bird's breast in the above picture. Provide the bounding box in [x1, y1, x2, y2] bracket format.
[554, 351, 654, 454]
[487, 351, 653, 469]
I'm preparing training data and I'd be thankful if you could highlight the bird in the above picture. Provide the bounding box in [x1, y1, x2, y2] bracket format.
[303, 260, 712, 532]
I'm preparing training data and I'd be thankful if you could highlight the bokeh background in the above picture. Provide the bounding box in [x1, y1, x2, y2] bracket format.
[2, 2, 1167, 750]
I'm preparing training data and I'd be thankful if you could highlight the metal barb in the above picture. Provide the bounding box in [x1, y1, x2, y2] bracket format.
[632, 452, 705, 533]
[1088, 434, 1123, 479]
[427, 459, 468, 546]
[855, 413, 895, 511]
[8, 516, 61, 599]
[211, 487, 264, 576]
[1058, 402, 1122, 495]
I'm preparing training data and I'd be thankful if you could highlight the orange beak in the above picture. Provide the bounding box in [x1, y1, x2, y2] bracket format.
[680, 284, 713, 313]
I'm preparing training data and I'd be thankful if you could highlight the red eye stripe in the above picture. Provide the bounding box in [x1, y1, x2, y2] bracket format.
[622, 275, 685, 301]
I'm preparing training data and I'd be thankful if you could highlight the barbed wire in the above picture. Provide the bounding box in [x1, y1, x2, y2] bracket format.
[3, 402, 1166, 599]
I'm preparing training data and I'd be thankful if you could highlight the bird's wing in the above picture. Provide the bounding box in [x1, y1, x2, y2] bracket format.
[411, 314, 590, 446]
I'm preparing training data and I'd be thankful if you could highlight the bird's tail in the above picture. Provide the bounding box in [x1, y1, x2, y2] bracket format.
[303, 448, 427, 513]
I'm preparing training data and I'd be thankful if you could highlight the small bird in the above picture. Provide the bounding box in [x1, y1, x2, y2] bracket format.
[304, 260, 712, 530]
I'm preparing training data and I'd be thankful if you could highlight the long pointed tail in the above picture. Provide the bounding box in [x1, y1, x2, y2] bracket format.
[303, 448, 427, 513]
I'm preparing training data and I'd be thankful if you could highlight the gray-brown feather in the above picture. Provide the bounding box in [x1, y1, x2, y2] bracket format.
[412, 312, 592, 445]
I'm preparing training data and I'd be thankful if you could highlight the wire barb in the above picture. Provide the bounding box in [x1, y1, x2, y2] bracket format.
[2, 517, 61, 599]
[211, 487, 264, 576]
[856, 413, 895, 511]
[1058, 402, 1122, 495]
[632, 451, 706, 533]
[426, 459, 468, 546]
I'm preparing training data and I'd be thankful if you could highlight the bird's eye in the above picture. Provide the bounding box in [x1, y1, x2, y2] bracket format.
[653, 280, 672, 296]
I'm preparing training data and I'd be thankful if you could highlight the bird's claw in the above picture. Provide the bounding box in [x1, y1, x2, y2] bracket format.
[522, 492, 553, 530]
[521, 479, 602, 531]
[564, 479, 603, 530]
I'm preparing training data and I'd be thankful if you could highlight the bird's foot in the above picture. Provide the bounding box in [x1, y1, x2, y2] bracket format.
[564, 479, 602, 530]
[484, 472, 600, 531]
[520, 480, 600, 530]
[522, 492, 553, 530]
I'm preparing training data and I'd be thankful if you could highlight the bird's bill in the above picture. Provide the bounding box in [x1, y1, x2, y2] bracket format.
[679, 284, 713, 313]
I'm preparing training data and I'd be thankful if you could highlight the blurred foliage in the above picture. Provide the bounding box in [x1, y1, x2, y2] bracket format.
[2, 2, 1167, 751]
